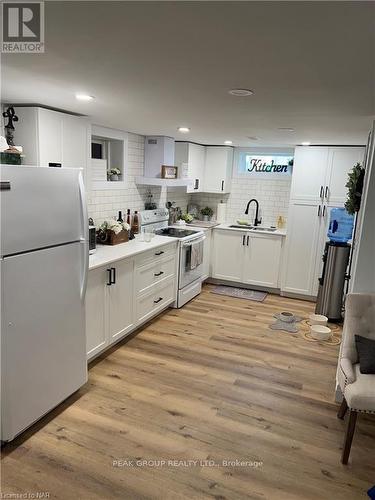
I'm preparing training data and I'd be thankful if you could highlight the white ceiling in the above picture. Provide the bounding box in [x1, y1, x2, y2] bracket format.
[2, 1, 374, 147]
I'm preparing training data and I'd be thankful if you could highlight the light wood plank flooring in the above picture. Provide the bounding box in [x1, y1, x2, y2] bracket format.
[2, 285, 374, 499]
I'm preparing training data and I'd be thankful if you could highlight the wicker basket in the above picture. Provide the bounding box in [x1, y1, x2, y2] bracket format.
[100, 229, 129, 245]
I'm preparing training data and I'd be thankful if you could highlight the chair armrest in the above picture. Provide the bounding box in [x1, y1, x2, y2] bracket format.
[340, 358, 356, 384]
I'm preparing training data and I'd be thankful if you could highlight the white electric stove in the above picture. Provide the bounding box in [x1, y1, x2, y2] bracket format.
[139, 210, 205, 307]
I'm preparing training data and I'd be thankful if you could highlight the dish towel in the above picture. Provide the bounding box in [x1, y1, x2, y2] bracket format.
[190, 240, 204, 270]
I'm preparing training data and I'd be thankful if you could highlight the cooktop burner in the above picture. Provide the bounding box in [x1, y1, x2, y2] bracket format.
[155, 227, 199, 239]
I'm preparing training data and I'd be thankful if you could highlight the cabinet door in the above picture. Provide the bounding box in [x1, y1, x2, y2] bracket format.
[86, 266, 108, 360]
[201, 229, 212, 281]
[290, 147, 329, 201]
[281, 201, 322, 296]
[312, 204, 332, 296]
[38, 108, 63, 166]
[62, 115, 89, 170]
[211, 230, 245, 281]
[204, 147, 233, 193]
[108, 258, 135, 343]
[243, 235, 282, 288]
[326, 147, 364, 205]
[187, 143, 205, 193]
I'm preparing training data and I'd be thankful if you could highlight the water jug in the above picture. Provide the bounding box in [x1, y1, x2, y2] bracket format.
[328, 207, 354, 244]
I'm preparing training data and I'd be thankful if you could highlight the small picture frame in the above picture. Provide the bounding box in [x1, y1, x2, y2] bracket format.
[161, 165, 178, 179]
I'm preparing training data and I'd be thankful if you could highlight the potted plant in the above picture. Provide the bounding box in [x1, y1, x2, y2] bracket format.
[345, 162, 365, 215]
[97, 220, 130, 245]
[200, 206, 214, 222]
[107, 168, 121, 181]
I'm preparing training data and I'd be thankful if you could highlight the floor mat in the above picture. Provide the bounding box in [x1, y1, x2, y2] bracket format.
[269, 312, 303, 333]
[211, 286, 267, 302]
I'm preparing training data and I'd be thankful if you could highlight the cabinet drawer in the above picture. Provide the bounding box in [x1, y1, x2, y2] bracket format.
[135, 254, 176, 295]
[136, 278, 175, 325]
[135, 243, 176, 268]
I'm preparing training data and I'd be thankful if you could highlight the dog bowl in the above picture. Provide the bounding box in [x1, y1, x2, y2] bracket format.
[310, 325, 332, 341]
[309, 314, 328, 326]
[279, 312, 295, 323]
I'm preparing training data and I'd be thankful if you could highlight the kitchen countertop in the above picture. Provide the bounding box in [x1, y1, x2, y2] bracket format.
[215, 223, 287, 236]
[89, 235, 177, 270]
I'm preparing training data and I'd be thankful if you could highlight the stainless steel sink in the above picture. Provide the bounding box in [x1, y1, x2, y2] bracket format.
[251, 227, 277, 232]
[229, 224, 254, 229]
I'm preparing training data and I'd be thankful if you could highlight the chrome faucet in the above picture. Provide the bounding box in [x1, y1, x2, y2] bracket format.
[245, 199, 262, 226]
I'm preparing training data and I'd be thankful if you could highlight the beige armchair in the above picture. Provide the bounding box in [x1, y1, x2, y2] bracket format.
[337, 293, 375, 464]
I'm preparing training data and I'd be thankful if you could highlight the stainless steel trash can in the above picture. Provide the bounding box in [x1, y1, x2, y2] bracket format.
[315, 242, 351, 321]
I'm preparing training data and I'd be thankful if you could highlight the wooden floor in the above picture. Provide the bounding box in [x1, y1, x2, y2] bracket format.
[2, 285, 374, 499]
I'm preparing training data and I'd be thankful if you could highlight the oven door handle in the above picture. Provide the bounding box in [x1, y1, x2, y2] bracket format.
[182, 236, 206, 247]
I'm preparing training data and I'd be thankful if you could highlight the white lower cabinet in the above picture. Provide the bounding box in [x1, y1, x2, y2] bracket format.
[212, 230, 282, 288]
[243, 235, 282, 288]
[86, 242, 177, 361]
[108, 258, 135, 343]
[85, 266, 109, 360]
[136, 278, 176, 324]
[212, 230, 244, 282]
[281, 202, 322, 296]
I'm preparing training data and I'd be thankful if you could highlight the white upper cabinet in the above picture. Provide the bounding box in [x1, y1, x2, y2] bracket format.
[14, 107, 89, 173]
[174, 143, 233, 193]
[175, 142, 205, 192]
[326, 147, 364, 205]
[204, 146, 233, 194]
[290, 147, 329, 201]
[290, 146, 364, 205]
[62, 113, 90, 169]
[38, 108, 64, 166]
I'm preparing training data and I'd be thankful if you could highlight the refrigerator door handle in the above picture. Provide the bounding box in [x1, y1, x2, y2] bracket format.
[78, 172, 89, 301]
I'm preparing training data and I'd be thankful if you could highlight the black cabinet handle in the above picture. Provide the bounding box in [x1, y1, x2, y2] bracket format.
[221, 180, 224, 191]
[154, 271, 164, 277]
[154, 297, 163, 304]
[318, 205, 321, 217]
[242, 235, 245, 246]
[325, 186, 329, 200]
[107, 269, 112, 286]
[322, 205, 326, 217]
[155, 250, 164, 256]
[194, 179, 199, 190]
[247, 235, 250, 246]
[111, 267, 116, 284]
[319, 186, 324, 199]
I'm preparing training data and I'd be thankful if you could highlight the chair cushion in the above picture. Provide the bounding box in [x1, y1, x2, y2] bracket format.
[344, 364, 375, 412]
[355, 335, 375, 374]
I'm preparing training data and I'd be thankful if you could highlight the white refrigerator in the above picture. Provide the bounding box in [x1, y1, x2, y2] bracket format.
[0, 165, 89, 441]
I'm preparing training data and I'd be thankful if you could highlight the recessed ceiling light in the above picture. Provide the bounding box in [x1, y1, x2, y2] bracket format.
[228, 89, 254, 97]
[224, 140, 233, 145]
[301, 141, 311, 146]
[75, 93, 94, 101]
[278, 127, 295, 132]
[178, 127, 190, 133]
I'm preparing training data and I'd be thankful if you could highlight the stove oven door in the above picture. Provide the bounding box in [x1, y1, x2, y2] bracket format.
[179, 236, 206, 289]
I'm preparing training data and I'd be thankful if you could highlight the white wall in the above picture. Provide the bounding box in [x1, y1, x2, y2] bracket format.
[351, 123, 375, 293]
[189, 177, 291, 227]
[87, 133, 189, 225]
[88, 139, 293, 227]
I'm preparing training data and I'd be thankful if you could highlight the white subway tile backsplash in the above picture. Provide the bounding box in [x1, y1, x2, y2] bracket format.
[88, 132, 291, 227]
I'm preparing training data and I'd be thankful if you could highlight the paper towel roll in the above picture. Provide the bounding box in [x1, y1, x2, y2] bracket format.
[216, 203, 227, 223]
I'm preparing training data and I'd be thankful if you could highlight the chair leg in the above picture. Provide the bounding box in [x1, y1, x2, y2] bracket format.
[337, 398, 348, 419]
[341, 410, 357, 464]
